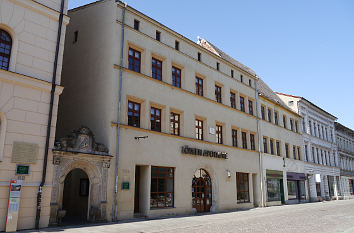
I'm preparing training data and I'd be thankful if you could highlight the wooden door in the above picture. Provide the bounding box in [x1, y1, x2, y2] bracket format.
[192, 169, 212, 213]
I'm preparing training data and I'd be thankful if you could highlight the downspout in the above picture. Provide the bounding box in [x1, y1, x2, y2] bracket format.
[255, 77, 265, 207]
[114, 1, 127, 222]
[35, 0, 65, 229]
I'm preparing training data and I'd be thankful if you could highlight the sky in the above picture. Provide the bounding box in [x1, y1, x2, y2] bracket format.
[69, 0, 354, 129]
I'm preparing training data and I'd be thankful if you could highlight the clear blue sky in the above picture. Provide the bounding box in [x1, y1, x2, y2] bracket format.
[69, 0, 354, 129]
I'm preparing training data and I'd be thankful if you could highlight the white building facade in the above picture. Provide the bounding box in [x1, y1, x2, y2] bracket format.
[277, 94, 340, 202]
[0, 0, 69, 231]
[335, 122, 354, 199]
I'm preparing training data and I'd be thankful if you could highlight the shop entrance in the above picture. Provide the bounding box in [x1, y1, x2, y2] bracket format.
[192, 169, 212, 213]
[134, 166, 141, 214]
[62, 168, 89, 224]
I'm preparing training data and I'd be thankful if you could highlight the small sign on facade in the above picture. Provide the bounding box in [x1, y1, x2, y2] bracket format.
[122, 181, 130, 190]
[12, 142, 39, 164]
[16, 165, 30, 175]
[315, 174, 321, 183]
[209, 128, 216, 135]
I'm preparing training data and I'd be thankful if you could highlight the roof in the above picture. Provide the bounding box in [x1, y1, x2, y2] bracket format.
[335, 122, 354, 137]
[276, 92, 337, 120]
[256, 79, 296, 113]
[198, 39, 257, 77]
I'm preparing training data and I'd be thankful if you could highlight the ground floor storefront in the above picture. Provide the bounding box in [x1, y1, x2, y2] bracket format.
[339, 171, 354, 199]
[305, 164, 340, 202]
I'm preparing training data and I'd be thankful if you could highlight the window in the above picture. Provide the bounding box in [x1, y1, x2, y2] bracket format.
[230, 92, 236, 109]
[170, 112, 180, 136]
[152, 58, 162, 81]
[293, 146, 296, 159]
[150, 107, 161, 132]
[248, 100, 253, 115]
[232, 129, 238, 147]
[261, 106, 265, 120]
[283, 115, 287, 128]
[270, 139, 274, 155]
[240, 74, 243, 83]
[134, 19, 139, 30]
[313, 122, 316, 136]
[248, 79, 252, 87]
[175, 40, 179, 50]
[156, 30, 161, 41]
[240, 96, 245, 112]
[216, 125, 223, 144]
[195, 77, 203, 96]
[242, 132, 247, 149]
[231, 69, 234, 78]
[263, 137, 268, 153]
[304, 145, 308, 161]
[128, 101, 140, 127]
[237, 172, 249, 203]
[285, 144, 289, 158]
[295, 121, 298, 133]
[195, 119, 203, 140]
[250, 134, 255, 150]
[297, 147, 301, 160]
[73, 30, 78, 43]
[172, 66, 181, 88]
[151, 166, 174, 208]
[325, 128, 328, 141]
[290, 119, 294, 131]
[276, 141, 281, 156]
[215, 85, 222, 103]
[312, 147, 315, 163]
[0, 30, 12, 71]
[216, 62, 220, 71]
[268, 108, 272, 123]
[197, 52, 201, 61]
[274, 111, 278, 125]
[128, 48, 141, 73]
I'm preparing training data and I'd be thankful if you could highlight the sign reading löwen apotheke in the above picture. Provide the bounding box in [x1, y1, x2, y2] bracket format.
[181, 146, 228, 159]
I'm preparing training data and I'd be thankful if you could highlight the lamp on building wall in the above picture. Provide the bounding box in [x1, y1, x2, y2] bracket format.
[226, 170, 231, 178]
[134, 136, 148, 140]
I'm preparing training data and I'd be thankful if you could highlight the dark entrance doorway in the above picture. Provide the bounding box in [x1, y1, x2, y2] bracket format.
[192, 169, 212, 213]
[62, 168, 89, 224]
[134, 166, 141, 214]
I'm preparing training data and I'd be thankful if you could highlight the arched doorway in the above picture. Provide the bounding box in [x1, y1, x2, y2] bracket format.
[62, 168, 90, 224]
[192, 169, 212, 213]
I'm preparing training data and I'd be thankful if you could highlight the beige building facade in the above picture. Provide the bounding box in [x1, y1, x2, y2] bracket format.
[0, 0, 69, 231]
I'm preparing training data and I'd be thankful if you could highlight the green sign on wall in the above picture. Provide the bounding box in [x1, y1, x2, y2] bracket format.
[16, 165, 30, 175]
[122, 181, 130, 190]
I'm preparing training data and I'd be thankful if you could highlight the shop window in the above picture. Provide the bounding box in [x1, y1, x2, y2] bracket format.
[230, 92, 236, 109]
[240, 96, 245, 112]
[216, 124, 223, 144]
[287, 180, 297, 200]
[236, 172, 249, 203]
[150, 107, 161, 132]
[170, 112, 180, 136]
[195, 119, 203, 140]
[250, 134, 255, 151]
[150, 166, 174, 208]
[172, 66, 181, 88]
[242, 132, 247, 149]
[316, 182, 321, 197]
[0, 29, 12, 71]
[152, 58, 162, 81]
[195, 77, 203, 96]
[128, 48, 141, 73]
[215, 85, 222, 103]
[267, 178, 281, 202]
[128, 101, 140, 127]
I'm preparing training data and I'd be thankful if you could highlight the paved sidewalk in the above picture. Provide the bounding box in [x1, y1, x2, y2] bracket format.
[25, 199, 354, 233]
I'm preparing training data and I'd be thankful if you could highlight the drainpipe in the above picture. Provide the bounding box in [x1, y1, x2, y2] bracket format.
[35, 0, 65, 229]
[114, 1, 127, 222]
[255, 77, 265, 207]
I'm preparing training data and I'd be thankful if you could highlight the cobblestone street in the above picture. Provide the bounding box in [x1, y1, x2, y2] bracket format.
[26, 199, 354, 233]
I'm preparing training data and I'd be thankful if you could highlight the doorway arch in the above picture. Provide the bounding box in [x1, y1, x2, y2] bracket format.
[62, 168, 90, 223]
[192, 168, 212, 213]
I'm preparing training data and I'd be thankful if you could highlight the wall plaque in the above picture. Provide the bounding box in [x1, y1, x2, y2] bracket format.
[11, 142, 39, 164]
[16, 165, 30, 175]
[122, 182, 130, 190]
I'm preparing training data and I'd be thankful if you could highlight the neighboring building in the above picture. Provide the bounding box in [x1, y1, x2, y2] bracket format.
[0, 0, 69, 231]
[258, 82, 306, 206]
[335, 122, 354, 199]
[55, 0, 262, 224]
[277, 93, 340, 202]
